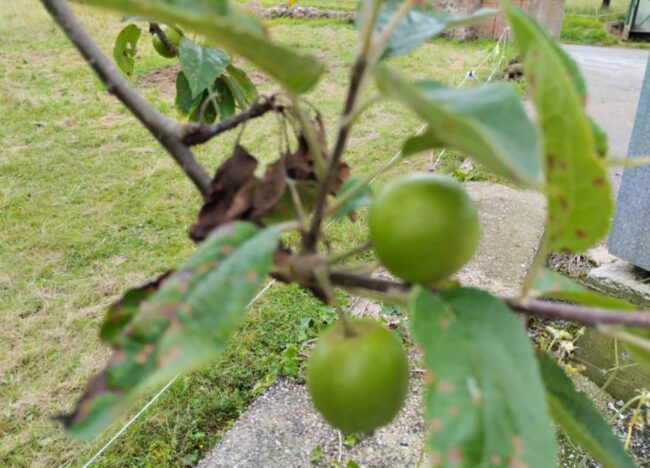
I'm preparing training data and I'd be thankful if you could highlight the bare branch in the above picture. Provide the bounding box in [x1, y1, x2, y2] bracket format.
[41, 0, 212, 197]
[181, 97, 284, 146]
[327, 270, 650, 328]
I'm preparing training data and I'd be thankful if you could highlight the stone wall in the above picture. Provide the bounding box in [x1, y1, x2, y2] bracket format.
[436, 0, 564, 40]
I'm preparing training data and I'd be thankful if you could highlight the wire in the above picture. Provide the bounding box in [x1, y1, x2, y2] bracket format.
[82, 280, 277, 466]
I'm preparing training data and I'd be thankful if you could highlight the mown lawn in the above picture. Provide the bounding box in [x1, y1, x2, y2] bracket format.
[0, 1, 501, 466]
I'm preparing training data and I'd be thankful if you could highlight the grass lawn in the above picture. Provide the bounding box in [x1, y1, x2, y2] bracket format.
[0, 1, 502, 465]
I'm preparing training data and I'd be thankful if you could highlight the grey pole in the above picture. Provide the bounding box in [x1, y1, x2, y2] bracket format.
[608, 53, 650, 271]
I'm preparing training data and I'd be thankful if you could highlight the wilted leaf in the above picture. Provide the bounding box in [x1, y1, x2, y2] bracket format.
[251, 156, 287, 219]
[375, 66, 543, 187]
[375, 2, 496, 59]
[84, 0, 324, 94]
[505, 5, 613, 252]
[190, 145, 258, 241]
[538, 353, 635, 468]
[411, 287, 556, 467]
[60, 222, 280, 438]
[113, 24, 141, 76]
[179, 37, 230, 98]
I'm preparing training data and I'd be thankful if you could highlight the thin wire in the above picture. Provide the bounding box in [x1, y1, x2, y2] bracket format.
[82, 280, 277, 467]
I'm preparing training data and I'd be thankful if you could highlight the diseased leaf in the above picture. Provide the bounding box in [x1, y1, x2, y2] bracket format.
[538, 353, 635, 468]
[179, 37, 230, 98]
[60, 222, 280, 438]
[113, 24, 141, 76]
[505, 5, 613, 252]
[375, 66, 542, 187]
[190, 145, 258, 241]
[531, 268, 636, 310]
[100, 271, 173, 345]
[84, 0, 324, 93]
[411, 287, 556, 467]
[375, 2, 496, 59]
[223, 64, 258, 109]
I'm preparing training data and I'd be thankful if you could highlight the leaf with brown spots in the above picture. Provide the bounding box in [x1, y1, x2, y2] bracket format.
[100, 271, 173, 346]
[61, 222, 280, 439]
[506, 6, 613, 252]
[411, 287, 556, 467]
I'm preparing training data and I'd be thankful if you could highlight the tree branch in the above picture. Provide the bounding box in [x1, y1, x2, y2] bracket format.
[327, 270, 650, 328]
[181, 97, 283, 146]
[41, 0, 212, 198]
[150, 23, 179, 57]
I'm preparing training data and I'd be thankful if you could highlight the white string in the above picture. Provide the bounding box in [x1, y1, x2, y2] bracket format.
[82, 280, 277, 466]
[82, 28, 511, 467]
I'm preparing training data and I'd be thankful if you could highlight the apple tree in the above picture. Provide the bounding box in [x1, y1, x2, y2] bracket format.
[40, 0, 650, 465]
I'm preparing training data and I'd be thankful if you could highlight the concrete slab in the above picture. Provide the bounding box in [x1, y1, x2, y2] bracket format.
[585, 259, 650, 306]
[198, 183, 547, 467]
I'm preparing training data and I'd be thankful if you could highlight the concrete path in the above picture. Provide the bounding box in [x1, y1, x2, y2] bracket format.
[564, 45, 649, 189]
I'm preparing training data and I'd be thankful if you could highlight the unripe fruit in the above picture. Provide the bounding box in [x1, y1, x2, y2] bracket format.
[369, 172, 480, 284]
[307, 319, 409, 433]
[152, 26, 182, 58]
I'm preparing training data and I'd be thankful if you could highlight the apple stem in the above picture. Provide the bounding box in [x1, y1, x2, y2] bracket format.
[149, 23, 179, 57]
[313, 267, 355, 336]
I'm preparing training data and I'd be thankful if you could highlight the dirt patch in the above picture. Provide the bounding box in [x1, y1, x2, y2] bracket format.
[138, 64, 179, 101]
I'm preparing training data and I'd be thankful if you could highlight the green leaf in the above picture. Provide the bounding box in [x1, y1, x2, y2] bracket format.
[223, 64, 258, 109]
[332, 177, 372, 220]
[375, 66, 543, 187]
[376, 2, 496, 59]
[113, 24, 141, 76]
[84, 0, 324, 94]
[212, 78, 236, 120]
[505, 5, 613, 252]
[179, 37, 230, 98]
[538, 353, 635, 468]
[530, 268, 636, 310]
[175, 70, 203, 117]
[61, 222, 280, 438]
[411, 287, 556, 467]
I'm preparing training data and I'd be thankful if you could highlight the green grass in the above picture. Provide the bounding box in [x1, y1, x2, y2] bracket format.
[562, 0, 630, 46]
[0, 1, 496, 466]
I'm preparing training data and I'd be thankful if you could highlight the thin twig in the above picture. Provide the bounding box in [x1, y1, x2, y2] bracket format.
[149, 23, 179, 56]
[41, 0, 212, 197]
[303, 0, 380, 252]
[181, 97, 283, 145]
[327, 241, 372, 264]
[326, 270, 650, 328]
